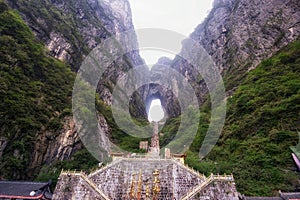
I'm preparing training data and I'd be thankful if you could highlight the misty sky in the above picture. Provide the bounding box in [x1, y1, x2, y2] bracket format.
[128, 0, 214, 66]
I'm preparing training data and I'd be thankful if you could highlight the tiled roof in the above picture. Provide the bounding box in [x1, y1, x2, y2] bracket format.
[0, 181, 52, 199]
[280, 192, 300, 199]
[241, 192, 300, 200]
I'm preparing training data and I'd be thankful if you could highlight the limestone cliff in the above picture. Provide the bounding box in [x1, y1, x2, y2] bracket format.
[143, 57, 181, 118]
[192, 0, 300, 87]
[6, 0, 144, 70]
[145, 0, 300, 115]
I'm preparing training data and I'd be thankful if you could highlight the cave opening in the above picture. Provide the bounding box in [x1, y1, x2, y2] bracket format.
[147, 99, 164, 122]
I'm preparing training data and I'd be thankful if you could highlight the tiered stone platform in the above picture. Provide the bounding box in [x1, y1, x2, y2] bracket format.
[53, 157, 238, 200]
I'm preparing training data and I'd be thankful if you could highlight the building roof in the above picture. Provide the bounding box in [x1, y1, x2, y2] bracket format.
[0, 180, 52, 199]
[280, 192, 300, 199]
[241, 192, 300, 200]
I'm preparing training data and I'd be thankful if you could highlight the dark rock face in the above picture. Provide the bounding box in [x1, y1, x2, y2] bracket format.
[143, 57, 181, 118]
[28, 117, 82, 176]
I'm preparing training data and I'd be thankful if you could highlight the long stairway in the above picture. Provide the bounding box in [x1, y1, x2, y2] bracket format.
[54, 158, 238, 200]
[88, 157, 205, 199]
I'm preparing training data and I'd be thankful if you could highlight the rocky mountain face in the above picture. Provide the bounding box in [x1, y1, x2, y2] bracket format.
[142, 57, 181, 118]
[6, 0, 143, 69]
[145, 0, 300, 116]
[193, 0, 300, 84]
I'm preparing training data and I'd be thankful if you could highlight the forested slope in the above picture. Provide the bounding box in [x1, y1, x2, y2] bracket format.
[0, 2, 75, 179]
[184, 39, 300, 196]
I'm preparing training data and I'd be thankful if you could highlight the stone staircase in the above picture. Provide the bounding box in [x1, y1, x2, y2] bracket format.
[53, 158, 238, 200]
[88, 157, 205, 199]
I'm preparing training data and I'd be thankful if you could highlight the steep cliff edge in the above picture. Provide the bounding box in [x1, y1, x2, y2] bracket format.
[6, 0, 143, 69]
[191, 0, 300, 90]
